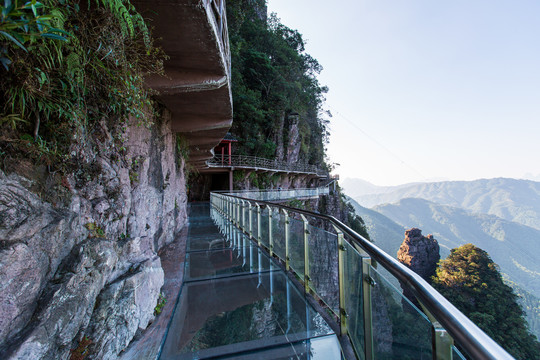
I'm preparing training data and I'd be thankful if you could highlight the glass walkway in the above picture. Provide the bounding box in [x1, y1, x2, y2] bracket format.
[159, 203, 343, 359]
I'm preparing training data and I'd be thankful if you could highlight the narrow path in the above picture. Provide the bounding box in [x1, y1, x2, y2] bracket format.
[158, 203, 343, 359]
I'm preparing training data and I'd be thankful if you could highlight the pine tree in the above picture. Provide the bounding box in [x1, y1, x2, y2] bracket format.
[432, 244, 540, 359]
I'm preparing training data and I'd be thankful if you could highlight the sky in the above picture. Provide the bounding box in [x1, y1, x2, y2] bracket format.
[267, 0, 540, 186]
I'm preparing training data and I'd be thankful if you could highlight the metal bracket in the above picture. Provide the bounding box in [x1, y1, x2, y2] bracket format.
[365, 275, 377, 287]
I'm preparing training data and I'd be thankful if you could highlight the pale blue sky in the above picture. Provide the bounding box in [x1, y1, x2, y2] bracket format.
[267, 0, 540, 185]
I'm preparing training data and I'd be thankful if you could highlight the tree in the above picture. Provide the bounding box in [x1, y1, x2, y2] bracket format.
[226, 0, 329, 166]
[432, 244, 540, 359]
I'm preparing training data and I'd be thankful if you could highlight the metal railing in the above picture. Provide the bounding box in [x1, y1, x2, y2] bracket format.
[206, 154, 327, 176]
[224, 187, 329, 201]
[210, 191, 515, 360]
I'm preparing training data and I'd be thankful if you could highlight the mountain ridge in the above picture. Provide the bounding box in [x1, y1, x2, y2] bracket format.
[352, 177, 540, 231]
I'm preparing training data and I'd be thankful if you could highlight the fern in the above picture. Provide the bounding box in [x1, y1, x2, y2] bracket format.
[95, 0, 150, 47]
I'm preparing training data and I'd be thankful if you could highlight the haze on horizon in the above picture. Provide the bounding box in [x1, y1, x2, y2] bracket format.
[267, 0, 540, 187]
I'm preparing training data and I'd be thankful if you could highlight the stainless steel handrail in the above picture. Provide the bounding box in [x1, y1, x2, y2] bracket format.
[214, 191, 515, 360]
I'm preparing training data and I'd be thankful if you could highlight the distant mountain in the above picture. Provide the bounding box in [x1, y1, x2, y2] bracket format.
[372, 198, 540, 297]
[353, 178, 540, 231]
[341, 178, 421, 198]
[348, 198, 406, 257]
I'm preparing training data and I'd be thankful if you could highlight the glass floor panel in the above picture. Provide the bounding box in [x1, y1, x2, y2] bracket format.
[186, 237, 232, 252]
[188, 203, 215, 219]
[185, 245, 276, 282]
[160, 271, 335, 359]
[214, 335, 343, 360]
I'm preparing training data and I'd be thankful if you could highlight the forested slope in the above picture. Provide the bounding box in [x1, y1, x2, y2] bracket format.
[227, 0, 329, 167]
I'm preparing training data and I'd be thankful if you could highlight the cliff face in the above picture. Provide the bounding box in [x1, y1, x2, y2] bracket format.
[0, 112, 187, 359]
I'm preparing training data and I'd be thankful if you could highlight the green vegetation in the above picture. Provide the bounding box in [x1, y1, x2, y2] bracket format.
[225, 1, 370, 241]
[154, 292, 166, 315]
[226, 0, 329, 167]
[346, 201, 370, 240]
[432, 244, 540, 359]
[84, 222, 105, 238]
[0, 0, 163, 172]
[509, 282, 540, 340]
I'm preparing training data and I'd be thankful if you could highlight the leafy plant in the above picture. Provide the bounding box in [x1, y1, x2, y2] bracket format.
[0, 0, 69, 69]
[85, 222, 105, 238]
[0, 0, 165, 175]
[154, 292, 166, 315]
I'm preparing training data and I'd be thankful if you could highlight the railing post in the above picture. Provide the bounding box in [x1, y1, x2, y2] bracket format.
[240, 200, 245, 232]
[228, 196, 232, 221]
[234, 199, 240, 228]
[333, 225, 348, 337]
[248, 202, 253, 239]
[283, 209, 290, 271]
[419, 303, 454, 360]
[221, 194, 225, 213]
[362, 257, 374, 360]
[300, 214, 310, 293]
[232, 198, 237, 225]
[256, 204, 261, 247]
[433, 323, 454, 360]
[268, 206, 274, 257]
[228, 197, 232, 222]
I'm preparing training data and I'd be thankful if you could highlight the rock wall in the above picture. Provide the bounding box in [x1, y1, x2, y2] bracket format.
[286, 114, 301, 165]
[0, 111, 188, 359]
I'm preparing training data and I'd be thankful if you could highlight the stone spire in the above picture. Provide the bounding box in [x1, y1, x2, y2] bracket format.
[397, 228, 440, 311]
[397, 228, 440, 281]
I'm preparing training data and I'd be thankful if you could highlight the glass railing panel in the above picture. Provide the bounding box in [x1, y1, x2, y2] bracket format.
[342, 240, 365, 357]
[185, 242, 276, 282]
[370, 265, 433, 360]
[288, 217, 305, 279]
[272, 210, 286, 261]
[452, 346, 467, 360]
[260, 206, 270, 248]
[307, 224, 339, 315]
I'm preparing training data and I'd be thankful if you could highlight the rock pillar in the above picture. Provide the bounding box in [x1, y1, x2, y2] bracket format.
[397, 228, 440, 311]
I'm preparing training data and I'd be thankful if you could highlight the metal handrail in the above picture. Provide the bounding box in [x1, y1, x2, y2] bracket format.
[206, 154, 328, 176]
[213, 191, 515, 360]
